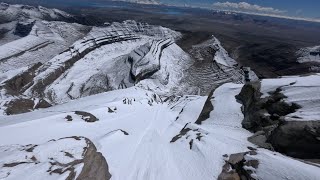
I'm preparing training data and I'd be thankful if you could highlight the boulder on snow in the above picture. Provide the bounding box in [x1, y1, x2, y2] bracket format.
[34, 99, 52, 109]
[65, 115, 73, 121]
[75, 111, 99, 122]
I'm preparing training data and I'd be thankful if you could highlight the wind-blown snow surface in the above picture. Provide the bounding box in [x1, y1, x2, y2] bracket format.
[261, 74, 320, 121]
[0, 85, 247, 180]
[1, 82, 319, 180]
[250, 149, 320, 180]
[0, 137, 87, 180]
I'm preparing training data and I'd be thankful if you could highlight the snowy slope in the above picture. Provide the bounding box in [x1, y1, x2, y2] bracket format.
[251, 149, 320, 180]
[1, 81, 319, 180]
[0, 85, 255, 180]
[0, 35, 50, 61]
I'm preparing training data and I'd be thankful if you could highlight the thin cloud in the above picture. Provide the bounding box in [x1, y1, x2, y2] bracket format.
[213, 1, 286, 14]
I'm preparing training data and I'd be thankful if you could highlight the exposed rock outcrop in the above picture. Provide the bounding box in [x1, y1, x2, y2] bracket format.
[14, 20, 35, 37]
[184, 37, 245, 96]
[131, 39, 173, 82]
[235, 81, 263, 131]
[236, 80, 320, 159]
[195, 89, 214, 125]
[2, 62, 42, 96]
[218, 150, 259, 180]
[77, 138, 111, 180]
[236, 81, 301, 132]
[0, 136, 111, 180]
[4, 98, 51, 115]
[4, 98, 34, 115]
[268, 121, 320, 159]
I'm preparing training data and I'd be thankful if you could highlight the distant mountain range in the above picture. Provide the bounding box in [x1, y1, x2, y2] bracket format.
[1, 3, 320, 180]
[114, 0, 160, 5]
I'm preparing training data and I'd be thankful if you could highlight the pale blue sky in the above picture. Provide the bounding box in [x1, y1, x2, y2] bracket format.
[162, 0, 320, 18]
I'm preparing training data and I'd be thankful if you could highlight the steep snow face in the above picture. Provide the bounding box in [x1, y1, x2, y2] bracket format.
[0, 17, 188, 115]
[212, 36, 237, 67]
[136, 42, 194, 96]
[0, 20, 90, 73]
[0, 3, 89, 73]
[42, 39, 148, 104]
[114, 20, 181, 40]
[0, 3, 72, 22]
[184, 36, 254, 95]
[297, 45, 320, 63]
[0, 35, 50, 62]
[15, 21, 186, 104]
[261, 74, 320, 121]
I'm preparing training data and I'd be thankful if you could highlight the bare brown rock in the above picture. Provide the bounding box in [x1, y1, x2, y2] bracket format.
[4, 98, 34, 115]
[77, 138, 112, 180]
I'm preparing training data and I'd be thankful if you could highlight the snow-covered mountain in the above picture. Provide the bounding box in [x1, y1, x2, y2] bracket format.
[296, 45, 320, 73]
[0, 2, 73, 22]
[112, 0, 160, 5]
[297, 45, 320, 63]
[0, 3, 319, 180]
